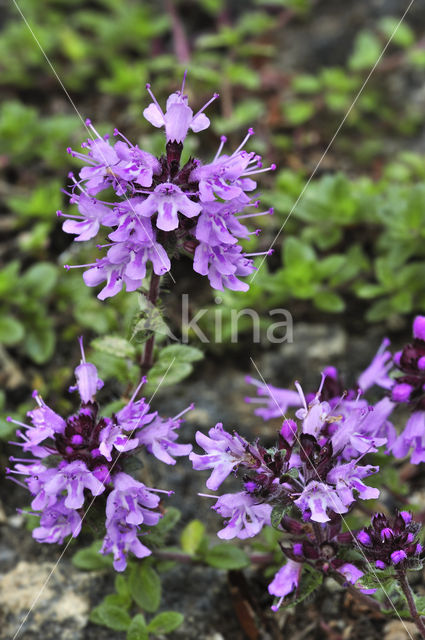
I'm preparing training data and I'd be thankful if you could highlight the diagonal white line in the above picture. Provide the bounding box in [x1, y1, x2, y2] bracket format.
[11, 358, 176, 640]
[10, 0, 176, 284]
[251, 0, 416, 282]
[249, 357, 415, 639]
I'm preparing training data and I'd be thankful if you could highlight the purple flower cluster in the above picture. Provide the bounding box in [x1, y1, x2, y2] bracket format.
[357, 511, 422, 569]
[7, 339, 192, 571]
[246, 315, 425, 468]
[391, 316, 425, 463]
[190, 371, 395, 608]
[61, 75, 275, 298]
[268, 514, 363, 611]
[245, 338, 394, 423]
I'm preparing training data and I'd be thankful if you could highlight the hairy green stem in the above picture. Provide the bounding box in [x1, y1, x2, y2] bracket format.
[396, 569, 425, 639]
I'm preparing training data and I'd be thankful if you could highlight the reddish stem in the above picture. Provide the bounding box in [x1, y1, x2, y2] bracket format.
[396, 569, 425, 639]
[165, 0, 190, 64]
[140, 272, 161, 376]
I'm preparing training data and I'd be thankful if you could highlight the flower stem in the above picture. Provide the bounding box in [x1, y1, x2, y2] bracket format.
[140, 272, 161, 377]
[396, 569, 425, 638]
[330, 570, 383, 612]
[165, 0, 190, 64]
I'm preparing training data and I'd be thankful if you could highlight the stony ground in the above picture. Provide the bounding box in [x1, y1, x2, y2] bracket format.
[1, 321, 422, 640]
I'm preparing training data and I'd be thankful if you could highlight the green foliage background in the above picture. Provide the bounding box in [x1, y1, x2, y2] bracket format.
[1, 0, 425, 419]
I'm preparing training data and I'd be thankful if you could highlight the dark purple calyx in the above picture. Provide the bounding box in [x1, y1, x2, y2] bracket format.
[358, 511, 422, 567]
[299, 434, 334, 481]
[55, 403, 120, 471]
[242, 442, 293, 501]
[394, 338, 425, 410]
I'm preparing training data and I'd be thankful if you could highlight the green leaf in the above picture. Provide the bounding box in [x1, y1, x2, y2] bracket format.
[158, 344, 204, 365]
[0, 316, 25, 345]
[114, 574, 132, 606]
[204, 544, 250, 570]
[24, 323, 55, 364]
[355, 284, 386, 299]
[155, 507, 181, 535]
[144, 361, 193, 393]
[378, 17, 414, 48]
[213, 99, 265, 134]
[270, 504, 290, 530]
[180, 520, 206, 555]
[132, 296, 173, 342]
[92, 335, 136, 358]
[103, 593, 132, 609]
[314, 291, 345, 312]
[358, 567, 396, 590]
[283, 100, 315, 126]
[147, 611, 184, 634]
[89, 607, 105, 627]
[291, 74, 321, 94]
[126, 614, 148, 640]
[366, 299, 393, 322]
[129, 563, 161, 613]
[315, 255, 346, 279]
[72, 540, 113, 570]
[22, 263, 58, 297]
[284, 237, 315, 265]
[349, 31, 382, 71]
[0, 261, 20, 296]
[90, 602, 132, 631]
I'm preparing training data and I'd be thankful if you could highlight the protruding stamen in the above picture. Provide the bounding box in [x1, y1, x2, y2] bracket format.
[316, 371, 327, 398]
[6, 477, 27, 489]
[147, 487, 175, 496]
[58, 213, 84, 220]
[181, 70, 188, 95]
[145, 83, 164, 117]
[233, 128, 255, 156]
[241, 163, 277, 177]
[129, 376, 148, 403]
[244, 249, 274, 257]
[237, 208, 274, 220]
[66, 148, 97, 165]
[113, 128, 133, 147]
[214, 135, 227, 161]
[172, 403, 195, 421]
[295, 380, 308, 412]
[78, 336, 86, 363]
[6, 417, 33, 430]
[85, 120, 103, 140]
[64, 262, 95, 271]
[271, 597, 284, 612]
[193, 92, 219, 120]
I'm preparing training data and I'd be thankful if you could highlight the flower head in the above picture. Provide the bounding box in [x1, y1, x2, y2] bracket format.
[213, 492, 272, 540]
[189, 423, 250, 490]
[143, 76, 217, 143]
[63, 76, 274, 296]
[390, 316, 425, 463]
[7, 339, 192, 569]
[357, 512, 422, 569]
